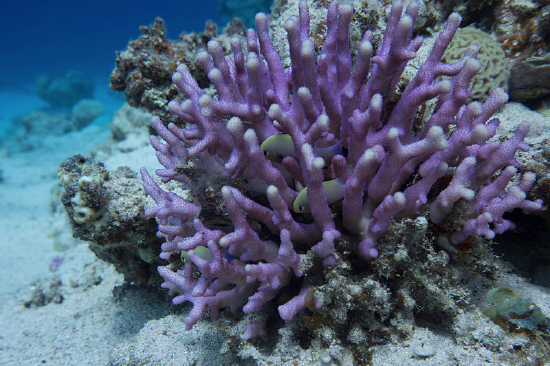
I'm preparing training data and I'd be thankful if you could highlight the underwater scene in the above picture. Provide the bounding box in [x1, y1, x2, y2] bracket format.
[1, 0, 550, 364]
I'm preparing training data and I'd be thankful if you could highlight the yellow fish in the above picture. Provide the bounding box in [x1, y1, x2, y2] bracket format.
[180, 245, 213, 263]
[261, 134, 343, 163]
[293, 177, 346, 213]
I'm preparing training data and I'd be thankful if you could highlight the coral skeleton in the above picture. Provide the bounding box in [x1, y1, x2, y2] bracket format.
[140, 0, 543, 336]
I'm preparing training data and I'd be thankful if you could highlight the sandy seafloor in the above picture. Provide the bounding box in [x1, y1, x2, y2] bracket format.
[1, 85, 550, 365]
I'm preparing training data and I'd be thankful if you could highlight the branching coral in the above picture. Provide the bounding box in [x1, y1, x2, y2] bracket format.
[141, 0, 543, 337]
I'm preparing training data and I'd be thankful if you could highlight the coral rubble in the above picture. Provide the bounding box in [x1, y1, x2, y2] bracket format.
[59, 154, 164, 288]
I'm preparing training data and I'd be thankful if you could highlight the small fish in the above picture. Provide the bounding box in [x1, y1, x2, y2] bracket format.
[261, 134, 343, 163]
[261, 134, 296, 162]
[180, 245, 235, 264]
[180, 245, 213, 263]
[293, 176, 346, 213]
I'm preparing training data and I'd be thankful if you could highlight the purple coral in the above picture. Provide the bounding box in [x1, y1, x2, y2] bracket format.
[141, 0, 543, 335]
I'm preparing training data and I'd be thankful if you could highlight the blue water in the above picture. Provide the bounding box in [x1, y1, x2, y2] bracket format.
[1, 0, 221, 82]
[0, 0, 222, 133]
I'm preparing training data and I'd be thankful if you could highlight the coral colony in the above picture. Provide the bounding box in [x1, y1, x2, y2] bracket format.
[140, 0, 543, 338]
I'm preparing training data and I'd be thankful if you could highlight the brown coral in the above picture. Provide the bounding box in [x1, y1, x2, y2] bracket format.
[110, 18, 246, 125]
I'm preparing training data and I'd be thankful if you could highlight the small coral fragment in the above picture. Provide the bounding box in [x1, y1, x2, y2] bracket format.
[485, 287, 548, 331]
